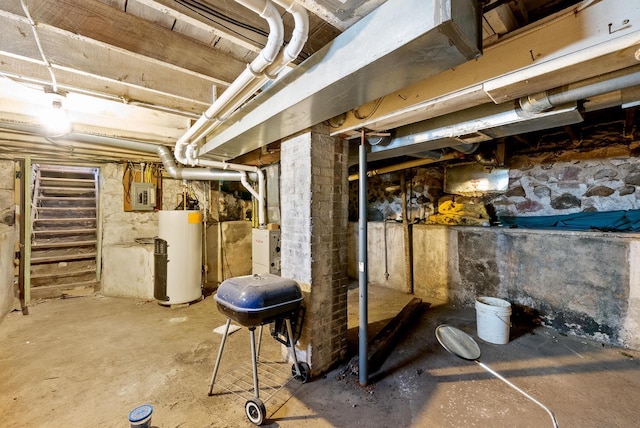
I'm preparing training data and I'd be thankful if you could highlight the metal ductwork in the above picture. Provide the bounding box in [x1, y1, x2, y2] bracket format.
[368, 101, 584, 161]
[74, 134, 268, 225]
[520, 65, 640, 114]
[369, 64, 640, 162]
[200, 0, 482, 160]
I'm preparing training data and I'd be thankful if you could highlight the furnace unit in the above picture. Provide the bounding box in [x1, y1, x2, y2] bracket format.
[252, 228, 281, 275]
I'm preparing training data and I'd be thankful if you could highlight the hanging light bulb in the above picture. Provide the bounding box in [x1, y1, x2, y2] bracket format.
[42, 92, 72, 136]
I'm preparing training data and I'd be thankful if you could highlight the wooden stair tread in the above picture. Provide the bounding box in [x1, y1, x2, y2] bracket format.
[34, 218, 97, 223]
[35, 207, 96, 211]
[39, 186, 96, 191]
[33, 228, 97, 234]
[30, 267, 96, 279]
[32, 281, 98, 289]
[32, 240, 97, 249]
[36, 196, 96, 201]
[31, 252, 97, 263]
[39, 177, 94, 183]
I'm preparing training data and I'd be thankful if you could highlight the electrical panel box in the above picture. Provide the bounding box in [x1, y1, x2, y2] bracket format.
[252, 228, 281, 275]
[131, 182, 156, 211]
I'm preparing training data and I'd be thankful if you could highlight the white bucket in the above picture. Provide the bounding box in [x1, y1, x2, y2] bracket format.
[475, 296, 512, 344]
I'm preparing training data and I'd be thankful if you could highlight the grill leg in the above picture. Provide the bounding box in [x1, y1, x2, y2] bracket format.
[256, 325, 264, 362]
[249, 327, 260, 399]
[285, 318, 303, 376]
[208, 318, 231, 396]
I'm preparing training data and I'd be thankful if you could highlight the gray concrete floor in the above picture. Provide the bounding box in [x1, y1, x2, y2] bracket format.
[1, 285, 639, 428]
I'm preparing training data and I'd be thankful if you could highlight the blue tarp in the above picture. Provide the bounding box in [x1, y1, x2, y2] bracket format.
[498, 210, 640, 232]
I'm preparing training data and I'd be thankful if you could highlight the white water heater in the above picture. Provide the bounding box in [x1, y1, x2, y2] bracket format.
[156, 210, 202, 305]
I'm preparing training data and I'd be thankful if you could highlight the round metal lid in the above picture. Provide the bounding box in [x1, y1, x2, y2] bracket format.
[435, 324, 481, 361]
[128, 404, 153, 423]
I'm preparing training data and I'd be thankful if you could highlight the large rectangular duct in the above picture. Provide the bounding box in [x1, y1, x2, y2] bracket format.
[201, 0, 481, 160]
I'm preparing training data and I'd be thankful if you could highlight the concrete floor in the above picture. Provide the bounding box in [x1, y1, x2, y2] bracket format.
[1, 286, 639, 428]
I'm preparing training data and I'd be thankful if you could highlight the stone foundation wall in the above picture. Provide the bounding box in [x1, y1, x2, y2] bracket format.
[353, 144, 640, 223]
[489, 145, 640, 217]
[349, 167, 442, 222]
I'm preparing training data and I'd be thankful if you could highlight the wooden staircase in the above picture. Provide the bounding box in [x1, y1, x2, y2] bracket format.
[30, 165, 99, 299]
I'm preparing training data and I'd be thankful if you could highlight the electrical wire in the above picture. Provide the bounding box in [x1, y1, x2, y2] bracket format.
[353, 97, 385, 120]
[19, 0, 58, 93]
[174, 0, 311, 60]
[175, 0, 268, 46]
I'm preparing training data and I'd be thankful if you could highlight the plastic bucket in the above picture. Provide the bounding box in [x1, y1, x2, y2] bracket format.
[475, 296, 511, 344]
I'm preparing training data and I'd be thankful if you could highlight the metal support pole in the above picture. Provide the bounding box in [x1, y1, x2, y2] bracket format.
[358, 130, 368, 385]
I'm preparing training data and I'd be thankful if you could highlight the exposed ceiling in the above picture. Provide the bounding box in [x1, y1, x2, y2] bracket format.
[1, 0, 639, 165]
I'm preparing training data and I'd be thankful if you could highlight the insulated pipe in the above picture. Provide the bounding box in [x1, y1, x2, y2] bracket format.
[520, 67, 640, 114]
[174, 0, 284, 165]
[188, 0, 309, 146]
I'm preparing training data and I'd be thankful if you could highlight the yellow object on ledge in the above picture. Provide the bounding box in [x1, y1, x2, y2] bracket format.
[428, 200, 489, 226]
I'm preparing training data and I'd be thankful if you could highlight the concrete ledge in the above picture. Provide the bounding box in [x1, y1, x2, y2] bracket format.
[413, 224, 640, 349]
[0, 224, 16, 320]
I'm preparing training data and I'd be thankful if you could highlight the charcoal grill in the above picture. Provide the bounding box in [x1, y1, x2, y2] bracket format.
[208, 273, 310, 426]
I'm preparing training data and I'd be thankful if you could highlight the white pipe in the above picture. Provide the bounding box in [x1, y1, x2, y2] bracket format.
[157, 146, 256, 181]
[174, 0, 284, 165]
[195, 157, 259, 173]
[240, 172, 260, 201]
[197, 158, 266, 227]
[188, 0, 309, 146]
[240, 170, 266, 227]
[257, 168, 265, 227]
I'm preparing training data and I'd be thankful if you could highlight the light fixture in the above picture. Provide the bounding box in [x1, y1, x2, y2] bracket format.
[42, 91, 72, 136]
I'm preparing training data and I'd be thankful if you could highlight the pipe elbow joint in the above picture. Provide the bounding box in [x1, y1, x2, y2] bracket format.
[185, 144, 199, 166]
[519, 93, 553, 114]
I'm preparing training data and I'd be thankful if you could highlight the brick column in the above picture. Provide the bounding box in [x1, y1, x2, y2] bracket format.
[280, 124, 349, 375]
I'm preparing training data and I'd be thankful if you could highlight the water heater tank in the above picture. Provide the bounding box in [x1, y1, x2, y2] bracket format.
[157, 210, 202, 305]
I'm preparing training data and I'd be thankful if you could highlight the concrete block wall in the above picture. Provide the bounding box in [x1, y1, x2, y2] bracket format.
[281, 125, 349, 375]
[347, 221, 409, 293]
[413, 224, 640, 349]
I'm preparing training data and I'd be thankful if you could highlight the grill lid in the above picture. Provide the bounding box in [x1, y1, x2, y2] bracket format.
[215, 273, 302, 313]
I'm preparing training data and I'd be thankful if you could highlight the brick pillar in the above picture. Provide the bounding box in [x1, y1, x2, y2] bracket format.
[280, 124, 349, 375]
